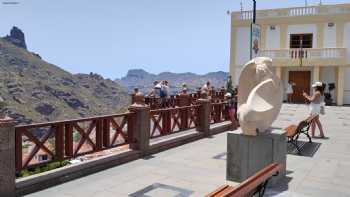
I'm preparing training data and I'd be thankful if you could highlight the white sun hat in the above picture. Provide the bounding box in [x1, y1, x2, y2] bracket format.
[225, 92, 232, 97]
[312, 81, 323, 88]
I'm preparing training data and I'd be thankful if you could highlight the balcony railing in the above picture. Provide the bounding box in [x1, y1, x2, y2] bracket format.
[259, 48, 346, 60]
[234, 4, 350, 20]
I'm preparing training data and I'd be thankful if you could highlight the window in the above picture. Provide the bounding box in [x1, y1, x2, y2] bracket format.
[38, 154, 48, 162]
[290, 34, 313, 48]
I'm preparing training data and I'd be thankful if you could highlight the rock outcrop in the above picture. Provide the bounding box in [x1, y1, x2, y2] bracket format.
[4, 26, 27, 49]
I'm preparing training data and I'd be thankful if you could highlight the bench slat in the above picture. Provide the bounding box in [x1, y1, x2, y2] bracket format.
[206, 163, 282, 197]
[285, 124, 297, 137]
[205, 185, 234, 197]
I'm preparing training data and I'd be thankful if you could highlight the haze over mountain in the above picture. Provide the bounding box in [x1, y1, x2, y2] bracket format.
[0, 27, 130, 124]
[117, 69, 229, 95]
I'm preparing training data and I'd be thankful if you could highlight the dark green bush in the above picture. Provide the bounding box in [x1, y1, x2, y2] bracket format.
[16, 160, 70, 178]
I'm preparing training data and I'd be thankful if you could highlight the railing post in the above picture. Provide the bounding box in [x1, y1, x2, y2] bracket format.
[128, 104, 150, 152]
[95, 119, 103, 151]
[55, 123, 64, 161]
[178, 94, 190, 129]
[162, 110, 171, 134]
[102, 118, 110, 148]
[196, 99, 211, 136]
[65, 124, 73, 158]
[0, 117, 16, 197]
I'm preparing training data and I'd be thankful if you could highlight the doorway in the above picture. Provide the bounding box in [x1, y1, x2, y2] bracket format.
[289, 71, 311, 103]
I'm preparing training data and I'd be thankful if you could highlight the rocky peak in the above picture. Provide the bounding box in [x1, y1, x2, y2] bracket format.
[124, 69, 154, 79]
[4, 26, 27, 49]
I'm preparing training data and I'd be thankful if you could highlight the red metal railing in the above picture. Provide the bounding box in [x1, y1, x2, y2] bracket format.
[15, 98, 232, 171]
[210, 102, 230, 124]
[150, 105, 200, 138]
[15, 112, 135, 171]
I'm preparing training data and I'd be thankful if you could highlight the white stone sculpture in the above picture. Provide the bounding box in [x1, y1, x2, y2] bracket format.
[237, 57, 284, 136]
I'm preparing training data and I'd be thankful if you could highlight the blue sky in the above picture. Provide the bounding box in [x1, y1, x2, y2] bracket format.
[0, 0, 349, 79]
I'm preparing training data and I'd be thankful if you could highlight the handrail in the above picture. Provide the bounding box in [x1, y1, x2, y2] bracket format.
[150, 105, 201, 113]
[15, 112, 134, 128]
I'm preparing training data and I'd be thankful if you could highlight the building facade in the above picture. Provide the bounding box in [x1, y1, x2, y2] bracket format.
[230, 3, 350, 105]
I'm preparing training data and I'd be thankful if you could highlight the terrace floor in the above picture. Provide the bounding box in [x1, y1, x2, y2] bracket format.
[26, 104, 350, 197]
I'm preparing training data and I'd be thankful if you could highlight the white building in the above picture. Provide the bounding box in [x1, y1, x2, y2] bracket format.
[230, 3, 350, 105]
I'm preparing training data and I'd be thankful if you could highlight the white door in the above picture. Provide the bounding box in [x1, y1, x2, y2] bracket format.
[344, 68, 350, 105]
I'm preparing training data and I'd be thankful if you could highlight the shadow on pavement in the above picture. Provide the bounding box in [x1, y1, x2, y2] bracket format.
[265, 172, 293, 197]
[288, 141, 322, 157]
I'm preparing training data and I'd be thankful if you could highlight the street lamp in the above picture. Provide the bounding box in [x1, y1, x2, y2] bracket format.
[250, 0, 259, 59]
[253, 0, 256, 24]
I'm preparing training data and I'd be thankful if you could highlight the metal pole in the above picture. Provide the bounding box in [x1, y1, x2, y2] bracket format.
[299, 39, 303, 67]
[253, 0, 256, 23]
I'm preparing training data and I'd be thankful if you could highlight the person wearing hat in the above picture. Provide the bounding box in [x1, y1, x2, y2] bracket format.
[225, 92, 237, 129]
[302, 81, 325, 138]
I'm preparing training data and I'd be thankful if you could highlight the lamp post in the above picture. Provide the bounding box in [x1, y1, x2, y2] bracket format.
[253, 0, 256, 24]
[299, 39, 303, 67]
[250, 0, 259, 60]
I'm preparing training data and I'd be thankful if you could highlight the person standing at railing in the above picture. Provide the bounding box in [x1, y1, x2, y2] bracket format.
[181, 83, 188, 92]
[160, 80, 170, 108]
[225, 93, 237, 129]
[148, 81, 161, 97]
[226, 75, 235, 97]
[201, 81, 210, 98]
[148, 81, 162, 108]
[178, 88, 191, 129]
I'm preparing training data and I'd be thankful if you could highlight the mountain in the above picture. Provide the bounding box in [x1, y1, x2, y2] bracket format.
[118, 69, 229, 95]
[0, 28, 130, 124]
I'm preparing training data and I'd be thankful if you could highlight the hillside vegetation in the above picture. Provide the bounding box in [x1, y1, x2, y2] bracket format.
[0, 35, 129, 124]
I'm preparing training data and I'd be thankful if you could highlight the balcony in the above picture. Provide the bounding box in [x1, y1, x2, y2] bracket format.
[259, 48, 347, 66]
[232, 4, 350, 21]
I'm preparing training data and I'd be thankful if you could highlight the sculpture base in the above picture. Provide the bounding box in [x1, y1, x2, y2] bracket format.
[226, 128, 286, 185]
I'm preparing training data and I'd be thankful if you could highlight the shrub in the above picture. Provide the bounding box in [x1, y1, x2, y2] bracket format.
[16, 160, 70, 178]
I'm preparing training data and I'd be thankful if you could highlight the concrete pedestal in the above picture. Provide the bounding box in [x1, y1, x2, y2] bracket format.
[226, 129, 286, 185]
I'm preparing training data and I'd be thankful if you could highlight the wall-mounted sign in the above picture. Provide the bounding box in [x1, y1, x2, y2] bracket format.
[250, 23, 261, 59]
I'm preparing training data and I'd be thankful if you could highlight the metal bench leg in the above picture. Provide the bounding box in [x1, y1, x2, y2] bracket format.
[256, 171, 280, 197]
[305, 132, 312, 143]
[258, 180, 269, 197]
[290, 140, 302, 155]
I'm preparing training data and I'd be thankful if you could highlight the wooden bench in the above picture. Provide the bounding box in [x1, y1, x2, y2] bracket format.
[284, 115, 317, 154]
[206, 163, 282, 197]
